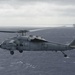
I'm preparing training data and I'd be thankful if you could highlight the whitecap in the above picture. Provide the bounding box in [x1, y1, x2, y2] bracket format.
[0, 66, 5, 70]
[10, 61, 23, 67]
[11, 61, 23, 65]
[16, 61, 23, 64]
[63, 61, 66, 63]
[73, 62, 75, 63]
[25, 63, 36, 69]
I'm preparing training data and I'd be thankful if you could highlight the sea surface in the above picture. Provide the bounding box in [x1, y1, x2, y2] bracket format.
[0, 27, 75, 75]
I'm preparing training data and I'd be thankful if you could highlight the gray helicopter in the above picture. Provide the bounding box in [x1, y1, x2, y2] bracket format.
[0, 29, 75, 57]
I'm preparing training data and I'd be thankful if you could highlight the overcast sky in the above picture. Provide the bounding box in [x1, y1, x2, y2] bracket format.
[0, 0, 75, 27]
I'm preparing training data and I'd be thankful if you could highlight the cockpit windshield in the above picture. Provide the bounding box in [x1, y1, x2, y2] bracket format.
[2, 37, 17, 44]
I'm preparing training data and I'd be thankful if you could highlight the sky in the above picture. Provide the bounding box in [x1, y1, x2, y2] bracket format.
[0, 0, 75, 27]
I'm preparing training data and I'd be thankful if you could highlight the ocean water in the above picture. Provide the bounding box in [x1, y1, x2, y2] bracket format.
[0, 27, 75, 75]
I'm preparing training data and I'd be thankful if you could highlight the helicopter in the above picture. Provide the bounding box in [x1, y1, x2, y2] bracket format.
[0, 29, 75, 57]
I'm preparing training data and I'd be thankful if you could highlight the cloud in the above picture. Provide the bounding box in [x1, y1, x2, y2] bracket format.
[18, 0, 75, 5]
[0, 0, 75, 5]
[0, 2, 74, 17]
[0, 3, 54, 17]
[0, 0, 74, 17]
[0, 0, 74, 26]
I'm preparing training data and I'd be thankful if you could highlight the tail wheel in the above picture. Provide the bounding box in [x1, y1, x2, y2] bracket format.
[10, 51, 14, 55]
[19, 50, 23, 53]
[64, 54, 67, 57]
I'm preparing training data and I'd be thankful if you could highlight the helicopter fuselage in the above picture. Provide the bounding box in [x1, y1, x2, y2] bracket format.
[0, 29, 75, 57]
[0, 36, 72, 52]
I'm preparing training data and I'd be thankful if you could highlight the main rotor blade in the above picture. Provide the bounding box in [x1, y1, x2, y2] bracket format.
[0, 31, 16, 33]
[0, 28, 49, 33]
[29, 28, 49, 32]
[0, 30, 29, 33]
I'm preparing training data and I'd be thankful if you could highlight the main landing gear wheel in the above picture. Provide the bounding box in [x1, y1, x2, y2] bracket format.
[19, 50, 23, 53]
[61, 51, 67, 57]
[10, 51, 14, 55]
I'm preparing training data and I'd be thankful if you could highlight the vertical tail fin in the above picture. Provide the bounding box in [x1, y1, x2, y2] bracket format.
[69, 40, 75, 48]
